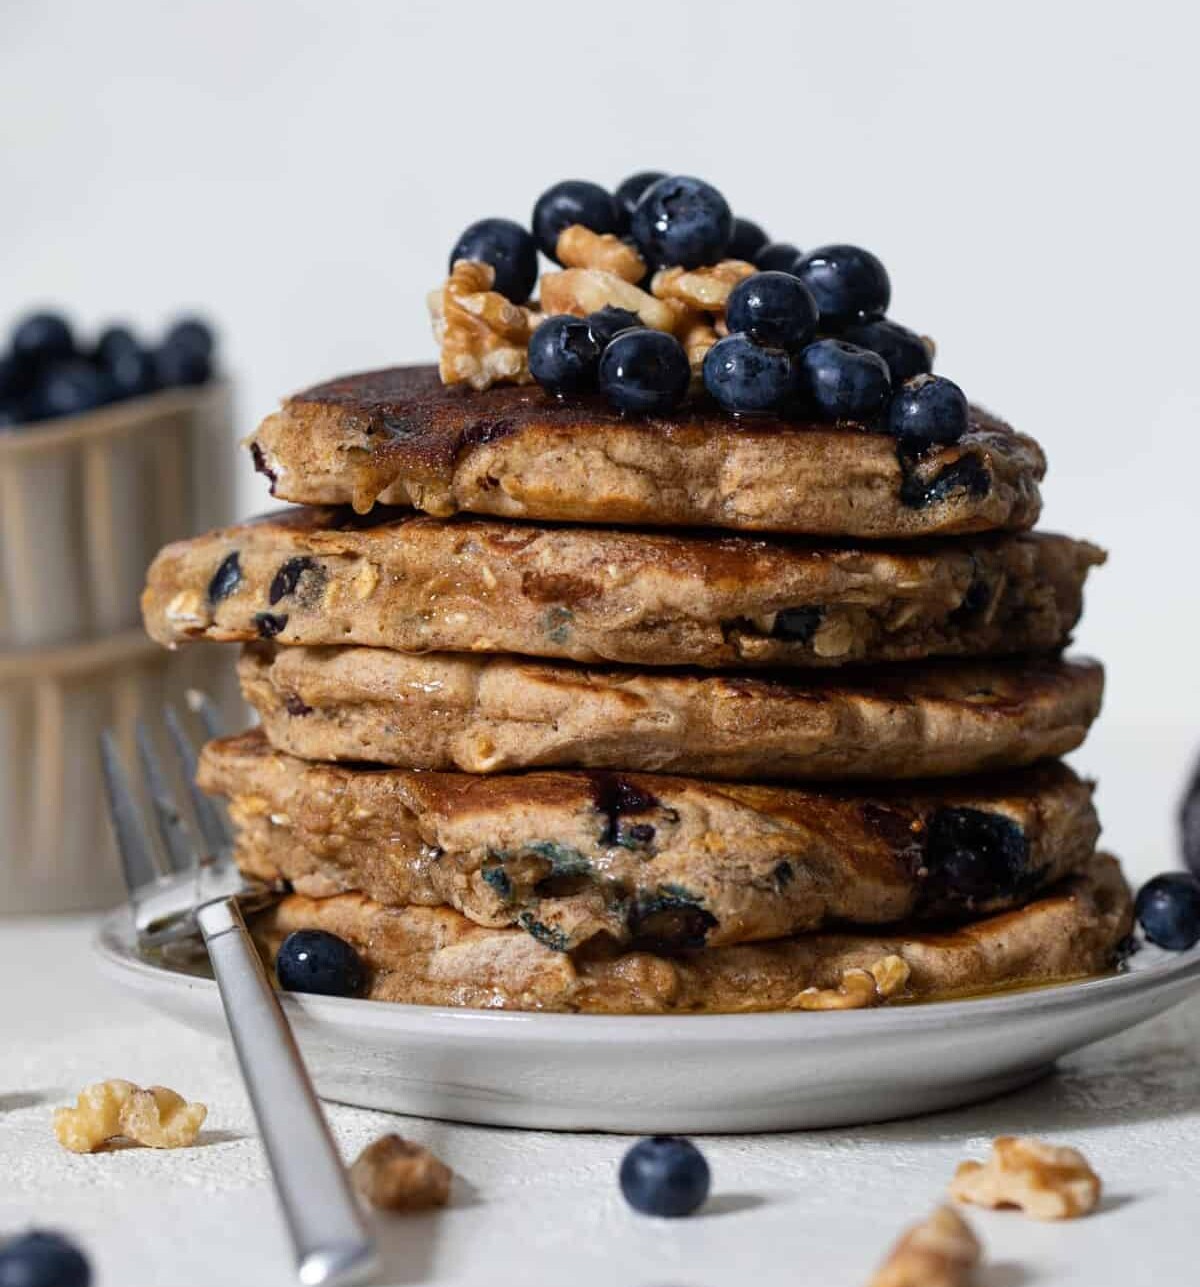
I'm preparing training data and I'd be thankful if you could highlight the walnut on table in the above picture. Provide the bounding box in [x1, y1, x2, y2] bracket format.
[555, 224, 646, 283]
[789, 955, 912, 1011]
[950, 1136, 1101, 1220]
[428, 259, 540, 391]
[53, 1079, 207, 1153]
[868, 1205, 982, 1287]
[350, 1134, 453, 1212]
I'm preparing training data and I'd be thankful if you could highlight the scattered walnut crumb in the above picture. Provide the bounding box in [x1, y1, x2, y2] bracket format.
[650, 260, 756, 312]
[539, 268, 678, 333]
[950, 1136, 1101, 1220]
[555, 224, 646, 282]
[790, 955, 912, 1011]
[428, 259, 538, 390]
[868, 1205, 982, 1287]
[351, 1134, 453, 1212]
[54, 1080, 207, 1153]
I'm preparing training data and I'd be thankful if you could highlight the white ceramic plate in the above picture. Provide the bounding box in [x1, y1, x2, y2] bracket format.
[95, 909, 1200, 1133]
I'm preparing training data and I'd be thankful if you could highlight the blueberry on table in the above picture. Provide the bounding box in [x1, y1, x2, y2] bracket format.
[155, 341, 212, 388]
[1136, 873, 1200, 950]
[529, 315, 602, 396]
[798, 338, 891, 422]
[630, 175, 732, 269]
[163, 316, 216, 360]
[598, 329, 690, 415]
[727, 216, 769, 263]
[32, 360, 108, 421]
[0, 1230, 91, 1287]
[619, 1136, 711, 1217]
[10, 312, 75, 370]
[754, 240, 802, 273]
[532, 180, 620, 260]
[613, 170, 666, 230]
[703, 334, 801, 415]
[887, 374, 969, 449]
[449, 217, 538, 304]
[725, 271, 819, 352]
[276, 929, 367, 997]
[839, 318, 932, 384]
[585, 306, 641, 349]
[794, 243, 890, 328]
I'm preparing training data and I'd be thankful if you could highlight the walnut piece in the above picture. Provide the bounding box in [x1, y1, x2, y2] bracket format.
[790, 955, 911, 1011]
[428, 260, 538, 390]
[539, 268, 679, 333]
[678, 314, 719, 374]
[868, 1205, 982, 1287]
[650, 260, 756, 312]
[556, 225, 646, 283]
[950, 1136, 1101, 1220]
[54, 1080, 207, 1153]
[351, 1134, 453, 1212]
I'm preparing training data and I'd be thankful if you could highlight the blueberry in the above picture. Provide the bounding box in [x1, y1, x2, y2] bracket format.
[11, 312, 75, 370]
[886, 374, 969, 449]
[702, 334, 800, 415]
[94, 327, 156, 400]
[798, 339, 891, 422]
[727, 216, 769, 263]
[630, 175, 732, 269]
[839, 318, 932, 384]
[163, 316, 215, 360]
[754, 241, 802, 273]
[32, 361, 108, 421]
[725, 271, 819, 351]
[532, 180, 620, 260]
[155, 340, 211, 388]
[93, 324, 139, 366]
[1181, 759, 1200, 877]
[0, 1230, 91, 1287]
[0, 354, 24, 401]
[0, 402, 23, 429]
[586, 306, 641, 349]
[529, 315, 602, 396]
[794, 244, 890, 328]
[449, 217, 538, 304]
[772, 606, 823, 642]
[613, 171, 666, 231]
[619, 1136, 710, 1217]
[598, 329, 690, 415]
[1136, 873, 1200, 950]
[276, 929, 367, 996]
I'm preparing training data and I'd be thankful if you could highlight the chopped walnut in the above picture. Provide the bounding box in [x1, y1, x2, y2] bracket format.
[950, 1136, 1101, 1220]
[555, 225, 646, 283]
[650, 260, 756, 312]
[868, 1205, 982, 1287]
[790, 955, 911, 1011]
[539, 268, 678, 333]
[351, 1134, 453, 1212]
[678, 314, 720, 374]
[54, 1080, 207, 1153]
[428, 260, 538, 390]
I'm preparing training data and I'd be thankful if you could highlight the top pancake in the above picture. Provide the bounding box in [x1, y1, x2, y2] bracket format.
[248, 364, 1046, 539]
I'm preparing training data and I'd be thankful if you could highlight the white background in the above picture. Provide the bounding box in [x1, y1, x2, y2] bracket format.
[2, 0, 1197, 875]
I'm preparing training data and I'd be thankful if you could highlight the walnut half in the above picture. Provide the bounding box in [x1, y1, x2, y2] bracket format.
[351, 1134, 453, 1212]
[868, 1205, 982, 1287]
[950, 1136, 1101, 1220]
[428, 260, 539, 390]
[54, 1080, 207, 1153]
[790, 955, 912, 1011]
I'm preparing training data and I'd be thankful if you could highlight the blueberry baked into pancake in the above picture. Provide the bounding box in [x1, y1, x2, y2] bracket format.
[142, 171, 1140, 1013]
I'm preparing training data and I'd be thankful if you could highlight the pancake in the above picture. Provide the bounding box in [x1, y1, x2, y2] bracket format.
[200, 729, 1100, 952]
[249, 854, 1132, 1014]
[247, 364, 1045, 539]
[240, 646, 1104, 780]
[143, 507, 1103, 671]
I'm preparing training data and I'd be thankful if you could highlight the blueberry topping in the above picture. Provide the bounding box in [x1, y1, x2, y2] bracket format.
[794, 244, 890, 328]
[839, 318, 932, 385]
[32, 360, 108, 421]
[727, 216, 769, 263]
[0, 1231, 92, 1287]
[585, 306, 641, 349]
[613, 171, 666, 230]
[276, 929, 366, 996]
[1135, 873, 1200, 950]
[254, 612, 288, 639]
[899, 454, 991, 508]
[528, 315, 602, 396]
[619, 1137, 711, 1217]
[11, 312, 75, 370]
[93, 325, 139, 367]
[207, 552, 242, 603]
[725, 271, 819, 352]
[96, 328, 156, 399]
[155, 340, 211, 388]
[922, 808, 1030, 907]
[772, 605, 823, 642]
[798, 339, 891, 422]
[887, 374, 969, 450]
[1181, 760, 1200, 877]
[449, 217, 538, 304]
[588, 771, 663, 845]
[532, 180, 620, 260]
[598, 329, 690, 415]
[269, 555, 319, 605]
[163, 316, 215, 360]
[629, 175, 732, 269]
[702, 334, 801, 415]
[754, 241, 802, 273]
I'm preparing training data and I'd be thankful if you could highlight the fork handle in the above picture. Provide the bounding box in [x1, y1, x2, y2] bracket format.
[198, 900, 378, 1287]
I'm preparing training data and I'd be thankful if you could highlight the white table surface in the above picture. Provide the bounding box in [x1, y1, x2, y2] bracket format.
[2, 913, 1199, 1286]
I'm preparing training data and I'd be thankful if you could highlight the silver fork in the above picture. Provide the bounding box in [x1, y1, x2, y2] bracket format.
[100, 695, 378, 1287]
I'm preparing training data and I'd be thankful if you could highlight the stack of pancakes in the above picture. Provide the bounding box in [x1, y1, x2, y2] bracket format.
[141, 366, 1133, 1013]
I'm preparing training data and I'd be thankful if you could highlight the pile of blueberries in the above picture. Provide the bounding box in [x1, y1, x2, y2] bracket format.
[0, 311, 217, 430]
[450, 173, 967, 451]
